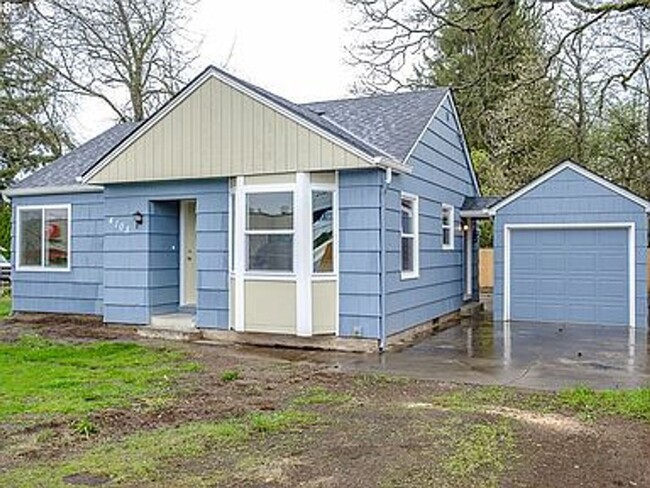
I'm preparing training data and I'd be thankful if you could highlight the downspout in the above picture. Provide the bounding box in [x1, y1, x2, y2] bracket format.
[379, 167, 391, 351]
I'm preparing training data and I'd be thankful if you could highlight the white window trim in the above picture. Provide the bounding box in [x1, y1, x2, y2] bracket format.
[400, 192, 419, 280]
[16, 204, 72, 273]
[441, 203, 454, 251]
[503, 222, 636, 328]
[311, 184, 338, 278]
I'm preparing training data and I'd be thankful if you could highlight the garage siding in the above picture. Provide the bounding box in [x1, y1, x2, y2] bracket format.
[494, 166, 647, 327]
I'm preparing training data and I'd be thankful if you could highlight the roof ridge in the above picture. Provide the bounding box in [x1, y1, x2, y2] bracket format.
[302, 87, 449, 107]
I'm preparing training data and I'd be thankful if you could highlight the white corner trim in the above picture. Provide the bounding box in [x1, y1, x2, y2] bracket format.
[4, 185, 103, 198]
[15, 203, 72, 273]
[490, 161, 650, 215]
[233, 176, 246, 332]
[83, 67, 394, 183]
[502, 222, 636, 328]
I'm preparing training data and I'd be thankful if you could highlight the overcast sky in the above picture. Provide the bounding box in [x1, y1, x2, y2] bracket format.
[72, 0, 359, 140]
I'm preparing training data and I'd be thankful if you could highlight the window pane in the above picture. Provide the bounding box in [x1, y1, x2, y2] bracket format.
[19, 209, 43, 267]
[45, 208, 68, 268]
[247, 192, 293, 230]
[443, 227, 451, 246]
[313, 191, 334, 273]
[401, 237, 413, 272]
[442, 207, 451, 227]
[247, 234, 293, 272]
[401, 199, 413, 234]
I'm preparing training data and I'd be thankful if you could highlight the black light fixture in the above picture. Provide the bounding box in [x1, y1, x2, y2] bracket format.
[133, 211, 144, 226]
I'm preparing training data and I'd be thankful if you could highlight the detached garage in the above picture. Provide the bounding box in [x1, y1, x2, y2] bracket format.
[490, 161, 649, 328]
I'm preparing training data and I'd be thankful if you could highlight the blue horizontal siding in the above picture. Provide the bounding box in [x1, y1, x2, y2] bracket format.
[384, 96, 478, 336]
[103, 179, 229, 327]
[338, 169, 382, 339]
[12, 192, 104, 316]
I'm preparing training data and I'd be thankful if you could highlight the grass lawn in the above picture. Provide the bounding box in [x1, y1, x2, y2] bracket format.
[0, 334, 198, 420]
[0, 294, 11, 319]
[0, 320, 649, 487]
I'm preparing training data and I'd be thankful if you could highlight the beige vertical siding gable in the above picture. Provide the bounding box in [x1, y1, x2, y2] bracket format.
[90, 76, 373, 184]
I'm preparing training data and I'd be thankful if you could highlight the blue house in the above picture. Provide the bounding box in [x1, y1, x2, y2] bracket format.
[5, 66, 480, 350]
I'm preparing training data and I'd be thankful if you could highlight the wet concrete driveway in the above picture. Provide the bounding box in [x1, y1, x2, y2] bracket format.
[256, 311, 650, 391]
[340, 315, 650, 390]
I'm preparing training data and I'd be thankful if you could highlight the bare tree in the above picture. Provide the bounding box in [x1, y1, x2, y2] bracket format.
[345, 0, 650, 93]
[15, 0, 200, 122]
[551, 9, 607, 161]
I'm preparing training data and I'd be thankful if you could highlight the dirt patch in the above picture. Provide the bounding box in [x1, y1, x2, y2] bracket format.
[486, 406, 594, 435]
[1, 318, 649, 487]
[1, 313, 138, 342]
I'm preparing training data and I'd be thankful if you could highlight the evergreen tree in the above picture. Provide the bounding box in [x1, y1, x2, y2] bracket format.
[416, 0, 561, 194]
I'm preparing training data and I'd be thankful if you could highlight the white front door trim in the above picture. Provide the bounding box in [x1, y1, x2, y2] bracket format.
[503, 222, 636, 328]
[464, 220, 473, 298]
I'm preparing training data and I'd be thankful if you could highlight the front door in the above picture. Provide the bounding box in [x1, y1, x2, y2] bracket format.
[181, 200, 197, 306]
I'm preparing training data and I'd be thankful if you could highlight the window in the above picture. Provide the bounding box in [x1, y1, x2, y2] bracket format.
[401, 194, 419, 279]
[312, 190, 334, 273]
[441, 204, 454, 250]
[245, 192, 293, 272]
[17, 205, 70, 271]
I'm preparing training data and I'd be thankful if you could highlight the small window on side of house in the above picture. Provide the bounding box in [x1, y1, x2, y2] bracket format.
[401, 194, 419, 279]
[17, 205, 71, 271]
[441, 204, 454, 250]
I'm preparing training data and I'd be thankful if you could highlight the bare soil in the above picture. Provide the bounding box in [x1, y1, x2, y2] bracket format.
[2, 314, 649, 488]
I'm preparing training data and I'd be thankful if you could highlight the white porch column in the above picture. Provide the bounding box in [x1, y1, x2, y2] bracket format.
[234, 176, 245, 332]
[295, 172, 312, 337]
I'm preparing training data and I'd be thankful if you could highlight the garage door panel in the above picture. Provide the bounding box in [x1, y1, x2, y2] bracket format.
[567, 304, 597, 324]
[537, 254, 565, 271]
[511, 252, 537, 271]
[509, 228, 629, 326]
[599, 254, 627, 271]
[536, 303, 566, 322]
[571, 254, 597, 271]
[537, 278, 565, 295]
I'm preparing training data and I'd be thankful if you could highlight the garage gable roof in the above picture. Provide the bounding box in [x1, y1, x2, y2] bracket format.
[489, 160, 650, 215]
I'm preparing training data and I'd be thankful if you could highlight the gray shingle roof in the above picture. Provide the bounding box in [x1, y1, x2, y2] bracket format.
[12, 122, 140, 189]
[12, 66, 450, 191]
[462, 196, 502, 212]
[302, 89, 448, 161]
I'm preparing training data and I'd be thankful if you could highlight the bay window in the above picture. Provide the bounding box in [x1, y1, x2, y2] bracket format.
[17, 205, 70, 271]
[245, 192, 294, 272]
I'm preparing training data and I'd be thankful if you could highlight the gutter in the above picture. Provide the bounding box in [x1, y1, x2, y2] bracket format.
[459, 208, 491, 219]
[374, 157, 412, 174]
[3, 184, 104, 198]
[378, 167, 391, 351]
